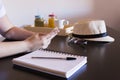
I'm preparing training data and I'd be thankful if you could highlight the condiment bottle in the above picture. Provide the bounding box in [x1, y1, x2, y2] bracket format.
[48, 13, 55, 28]
[34, 15, 44, 27]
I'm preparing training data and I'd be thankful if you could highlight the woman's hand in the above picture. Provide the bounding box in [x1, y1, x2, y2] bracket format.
[25, 28, 59, 52]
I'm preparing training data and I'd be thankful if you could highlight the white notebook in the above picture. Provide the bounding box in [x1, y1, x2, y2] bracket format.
[12, 49, 87, 78]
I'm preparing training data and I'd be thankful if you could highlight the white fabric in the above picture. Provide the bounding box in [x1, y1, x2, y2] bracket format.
[0, 0, 6, 18]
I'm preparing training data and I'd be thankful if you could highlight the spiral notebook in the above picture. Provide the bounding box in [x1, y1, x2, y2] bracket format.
[12, 49, 87, 78]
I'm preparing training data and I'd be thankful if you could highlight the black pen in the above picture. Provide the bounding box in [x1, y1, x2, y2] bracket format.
[31, 57, 76, 60]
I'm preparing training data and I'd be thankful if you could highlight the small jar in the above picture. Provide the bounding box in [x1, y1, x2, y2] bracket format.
[34, 15, 44, 27]
[48, 14, 55, 28]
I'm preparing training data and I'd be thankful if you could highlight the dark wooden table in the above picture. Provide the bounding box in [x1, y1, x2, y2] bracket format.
[0, 27, 120, 80]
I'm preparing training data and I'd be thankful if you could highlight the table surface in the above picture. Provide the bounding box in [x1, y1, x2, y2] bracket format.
[0, 27, 120, 80]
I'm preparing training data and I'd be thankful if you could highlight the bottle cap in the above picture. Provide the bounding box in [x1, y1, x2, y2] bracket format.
[35, 15, 41, 18]
[49, 13, 55, 17]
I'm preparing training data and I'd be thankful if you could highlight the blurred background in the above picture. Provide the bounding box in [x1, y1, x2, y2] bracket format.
[3, 0, 120, 31]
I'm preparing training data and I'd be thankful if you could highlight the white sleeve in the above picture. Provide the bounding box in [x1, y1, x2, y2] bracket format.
[0, 0, 6, 18]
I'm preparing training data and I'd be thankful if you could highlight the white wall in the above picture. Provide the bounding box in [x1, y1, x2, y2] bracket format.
[89, 0, 120, 31]
[3, 0, 120, 31]
[3, 0, 93, 26]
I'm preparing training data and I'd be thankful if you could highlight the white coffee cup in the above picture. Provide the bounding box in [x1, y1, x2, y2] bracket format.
[55, 19, 69, 29]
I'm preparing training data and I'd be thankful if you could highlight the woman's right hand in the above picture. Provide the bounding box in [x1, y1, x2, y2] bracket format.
[25, 28, 59, 52]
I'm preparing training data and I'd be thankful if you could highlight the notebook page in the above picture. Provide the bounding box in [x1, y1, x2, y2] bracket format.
[13, 49, 87, 78]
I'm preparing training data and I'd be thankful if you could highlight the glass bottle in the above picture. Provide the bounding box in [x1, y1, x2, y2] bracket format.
[34, 15, 44, 27]
[48, 13, 55, 28]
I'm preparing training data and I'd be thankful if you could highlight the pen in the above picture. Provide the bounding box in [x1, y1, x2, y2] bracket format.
[31, 57, 76, 60]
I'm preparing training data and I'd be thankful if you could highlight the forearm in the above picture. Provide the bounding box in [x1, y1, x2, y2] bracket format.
[0, 15, 36, 40]
[3, 27, 35, 40]
[0, 41, 30, 58]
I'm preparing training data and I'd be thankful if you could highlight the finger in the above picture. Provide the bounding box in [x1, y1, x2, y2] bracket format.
[45, 28, 59, 40]
[42, 40, 51, 49]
